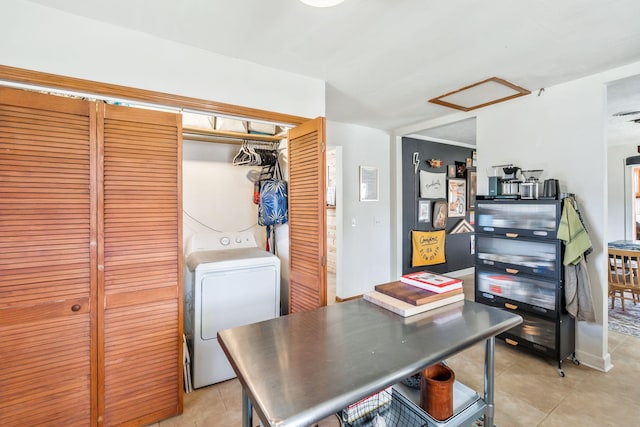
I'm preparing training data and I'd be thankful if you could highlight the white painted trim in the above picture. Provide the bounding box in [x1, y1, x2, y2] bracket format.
[576, 350, 613, 373]
[391, 134, 404, 279]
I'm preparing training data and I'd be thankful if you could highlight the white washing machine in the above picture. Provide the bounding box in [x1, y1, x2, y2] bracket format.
[184, 231, 280, 388]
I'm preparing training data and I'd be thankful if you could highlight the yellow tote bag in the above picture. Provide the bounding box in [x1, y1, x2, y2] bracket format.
[411, 230, 446, 267]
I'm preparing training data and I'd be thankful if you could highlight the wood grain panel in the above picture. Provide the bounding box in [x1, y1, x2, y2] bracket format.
[100, 102, 182, 426]
[0, 87, 95, 426]
[103, 301, 179, 426]
[287, 117, 327, 313]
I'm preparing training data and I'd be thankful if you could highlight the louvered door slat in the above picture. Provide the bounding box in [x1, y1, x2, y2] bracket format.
[100, 103, 182, 426]
[287, 117, 327, 313]
[0, 87, 95, 426]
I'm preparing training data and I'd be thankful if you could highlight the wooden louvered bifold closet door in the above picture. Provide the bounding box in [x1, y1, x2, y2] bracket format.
[287, 117, 327, 313]
[0, 87, 97, 426]
[99, 103, 182, 426]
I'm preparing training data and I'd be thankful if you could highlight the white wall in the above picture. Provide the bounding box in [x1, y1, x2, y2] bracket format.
[182, 140, 266, 244]
[326, 121, 392, 298]
[0, 0, 324, 119]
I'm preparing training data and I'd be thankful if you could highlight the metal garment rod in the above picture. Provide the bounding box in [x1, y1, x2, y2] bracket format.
[182, 126, 285, 145]
[182, 132, 283, 145]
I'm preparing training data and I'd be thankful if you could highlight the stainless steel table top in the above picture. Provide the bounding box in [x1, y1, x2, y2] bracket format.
[217, 299, 521, 427]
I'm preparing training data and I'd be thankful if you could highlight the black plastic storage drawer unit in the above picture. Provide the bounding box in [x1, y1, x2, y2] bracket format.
[474, 199, 576, 376]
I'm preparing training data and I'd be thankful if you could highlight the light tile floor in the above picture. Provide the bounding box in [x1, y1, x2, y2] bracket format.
[154, 275, 640, 427]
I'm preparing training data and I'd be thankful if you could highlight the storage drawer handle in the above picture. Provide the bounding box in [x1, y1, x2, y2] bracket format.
[505, 268, 519, 274]
[505, 338, 519, 346]
[505, 303, 518, 310]
[71, 304, 81, 312]
[505, 233, 519, 238]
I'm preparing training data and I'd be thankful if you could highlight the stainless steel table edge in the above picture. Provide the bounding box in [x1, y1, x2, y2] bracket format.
[218, 299, 522, 427]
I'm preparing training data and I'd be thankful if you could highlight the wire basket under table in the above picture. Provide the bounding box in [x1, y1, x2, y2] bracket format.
[341, 387, 429, 427]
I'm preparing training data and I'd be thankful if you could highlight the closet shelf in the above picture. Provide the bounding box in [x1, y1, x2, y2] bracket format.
[183, 126, 285, 144]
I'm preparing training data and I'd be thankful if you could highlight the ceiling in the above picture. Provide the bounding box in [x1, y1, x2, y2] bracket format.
[27, 0, 640, 142]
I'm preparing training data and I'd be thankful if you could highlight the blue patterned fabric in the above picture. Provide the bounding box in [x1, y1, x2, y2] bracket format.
[258, 178, 288, 226]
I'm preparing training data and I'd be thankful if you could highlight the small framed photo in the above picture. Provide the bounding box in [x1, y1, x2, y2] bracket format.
[359, 166, 378, 201]
[447, 164, 456, 178]
[418, 199, 431, 223]
[455, 161, 466, 178]
[432, 200, 448, 229]
[448, 178, 466, 218]
[466, 157, 472, 168]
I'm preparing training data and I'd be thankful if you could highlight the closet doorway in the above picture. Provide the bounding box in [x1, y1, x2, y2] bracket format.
[326, 146, 338, 304]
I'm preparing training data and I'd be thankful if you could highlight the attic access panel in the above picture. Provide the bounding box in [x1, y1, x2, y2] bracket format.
[429, 77, 530, 112]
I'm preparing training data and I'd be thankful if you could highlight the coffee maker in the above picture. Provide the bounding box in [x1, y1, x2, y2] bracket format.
[486, 165, 504, 196]
[487, 164, 521, 198]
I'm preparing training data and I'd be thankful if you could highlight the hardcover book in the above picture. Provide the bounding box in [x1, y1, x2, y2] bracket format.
[399, 271, 462, 294]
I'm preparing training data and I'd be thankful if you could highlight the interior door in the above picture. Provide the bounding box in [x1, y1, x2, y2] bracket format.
[287, 117, 327, 313]
[99, 103, 183, 426]
[0, 87, 97, 426]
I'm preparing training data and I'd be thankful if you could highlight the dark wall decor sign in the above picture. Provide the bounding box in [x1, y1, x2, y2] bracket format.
[402, 137, 475, 274]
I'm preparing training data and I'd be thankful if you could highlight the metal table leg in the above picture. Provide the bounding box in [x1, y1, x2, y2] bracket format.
[242, 388, 253, 427]
[484, 337, 495, 427]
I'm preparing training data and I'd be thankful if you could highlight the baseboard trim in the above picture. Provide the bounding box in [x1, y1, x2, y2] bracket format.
[335, 294, 361, 303]
[576, 350, 613, 372]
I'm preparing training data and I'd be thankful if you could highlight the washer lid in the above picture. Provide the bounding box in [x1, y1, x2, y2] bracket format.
[186, 247, 277, 271]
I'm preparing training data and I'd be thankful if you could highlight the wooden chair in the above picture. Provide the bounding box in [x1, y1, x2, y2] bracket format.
[608, 248, 640, 311]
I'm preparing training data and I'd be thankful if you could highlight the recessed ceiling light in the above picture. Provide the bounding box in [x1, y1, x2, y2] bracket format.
[429, 77, 530, 112]
[300, 0, 345, 7]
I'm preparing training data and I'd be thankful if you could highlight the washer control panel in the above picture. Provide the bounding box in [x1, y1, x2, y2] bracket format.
[185, 231, 258, 255]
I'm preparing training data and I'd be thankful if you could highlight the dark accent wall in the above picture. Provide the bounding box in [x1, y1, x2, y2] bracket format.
[402, 137, 475, 275]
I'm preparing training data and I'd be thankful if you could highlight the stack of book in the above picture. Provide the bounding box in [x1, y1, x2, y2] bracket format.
[363, 271, 464, 317]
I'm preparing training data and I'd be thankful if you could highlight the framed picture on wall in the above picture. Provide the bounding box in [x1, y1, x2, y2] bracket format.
[419, 171, 446, 199]
[418, 199, 431, 223]
[447, 164, 456, 178]
[432, 200, 448, 229]
[447, 179, 466, 218]
[468, 170, 477, 209]
[359, 166, 378, 201]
